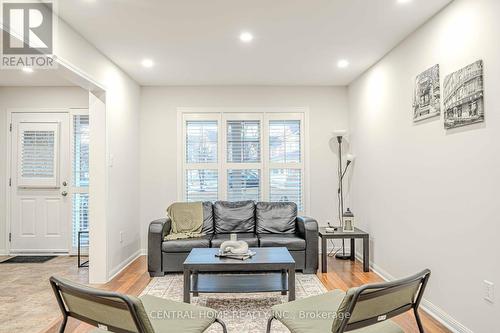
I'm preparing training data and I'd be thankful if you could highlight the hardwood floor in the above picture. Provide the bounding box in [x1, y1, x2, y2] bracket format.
[44, 256, 151, 333]
[44, 255, 450, 333]
[317, 256, 450, 333]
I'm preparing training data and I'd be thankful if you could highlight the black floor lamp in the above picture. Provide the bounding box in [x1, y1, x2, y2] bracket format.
[333, 130, 354, 260]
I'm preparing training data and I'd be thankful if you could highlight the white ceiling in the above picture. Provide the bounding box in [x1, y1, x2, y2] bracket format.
[0, 69, 75, 86]
[58, 0, 452, 86]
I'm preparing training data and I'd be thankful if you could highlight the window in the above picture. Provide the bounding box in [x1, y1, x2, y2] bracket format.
[186, 169, 218, 202]
[269, 120, 301, 163]
[182, 111, 305, 212]
[72, 114, 89, 248]
[227, 120, 260, 163]
[21, 130, 55, 178]
[186, 121, 218, 163]
[184, 119, 219, 202]
[17, 122, 60, 188]
[227, 169, 260, 201]
[268, 119, 303, 210]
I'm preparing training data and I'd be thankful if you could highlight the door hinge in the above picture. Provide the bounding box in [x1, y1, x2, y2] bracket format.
[9, 178, 11, 187]
[9, 123, 12, 132]
[9, 233, 11, 242]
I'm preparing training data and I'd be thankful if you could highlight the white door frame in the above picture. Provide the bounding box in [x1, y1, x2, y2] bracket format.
[5, 108, 87, 254]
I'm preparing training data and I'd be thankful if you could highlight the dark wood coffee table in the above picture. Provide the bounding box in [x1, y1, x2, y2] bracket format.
[183, 247, 296, 303]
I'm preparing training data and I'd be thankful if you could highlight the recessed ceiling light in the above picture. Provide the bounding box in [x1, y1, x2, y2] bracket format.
[239, 32, 254, 43]
[397, 0, 412, 4]
[22, 67, 34, 73]
[141, 59, 154, 68]
[337, 59, 350, 69]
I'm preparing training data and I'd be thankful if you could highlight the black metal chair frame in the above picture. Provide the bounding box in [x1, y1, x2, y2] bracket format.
[266, 269, 431, 333]
[50, 276, 227, 333]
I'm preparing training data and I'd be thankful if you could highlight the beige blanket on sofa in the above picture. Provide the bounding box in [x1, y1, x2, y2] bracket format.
[165, 202, 204, 240]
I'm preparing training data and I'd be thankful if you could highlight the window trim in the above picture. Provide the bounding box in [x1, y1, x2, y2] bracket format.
[178, 107, 309, 215]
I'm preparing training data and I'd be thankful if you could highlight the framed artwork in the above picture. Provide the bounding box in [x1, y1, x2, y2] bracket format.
[413, 64, 441, 122]
[443, 60, 485, 129]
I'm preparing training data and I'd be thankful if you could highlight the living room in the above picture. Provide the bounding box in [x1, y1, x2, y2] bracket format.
[0, 0, 498, 332]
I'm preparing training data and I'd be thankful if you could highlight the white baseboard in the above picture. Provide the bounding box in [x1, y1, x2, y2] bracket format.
[140, 248, 147, 255]
[107, 249, 142, 281]
[354, 252, 473, 333]
[0, 249, 7, 255]
[420, 299, 474, 333]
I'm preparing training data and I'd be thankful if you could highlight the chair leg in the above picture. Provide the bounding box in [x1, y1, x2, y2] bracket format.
[58, 316, 68, 333]
[215, 318, 228, 333]
[266, 316, 274, 333]
[414, 308, 425, 333]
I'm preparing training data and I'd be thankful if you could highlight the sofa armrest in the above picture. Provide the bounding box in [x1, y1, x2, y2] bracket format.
[296, 216, 319, 274]
[147, 218, 171, 276]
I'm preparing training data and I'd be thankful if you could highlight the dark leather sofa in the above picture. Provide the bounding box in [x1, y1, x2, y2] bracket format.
[148, 201, 319, 276]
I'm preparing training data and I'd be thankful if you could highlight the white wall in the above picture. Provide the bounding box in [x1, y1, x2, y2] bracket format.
[347, 0, 499, 331]
[139, 86, 348, 248]
[53, 19, 142, 282]
[0, 86, 88, 254]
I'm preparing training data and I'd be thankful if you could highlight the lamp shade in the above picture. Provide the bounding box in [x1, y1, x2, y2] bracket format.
[346, 154, 356, 162]
[332, 129, 348, 138]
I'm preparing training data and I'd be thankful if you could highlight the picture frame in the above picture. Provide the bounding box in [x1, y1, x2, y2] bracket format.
[443, 60, 485, 129]
[413, 64, 441, 122]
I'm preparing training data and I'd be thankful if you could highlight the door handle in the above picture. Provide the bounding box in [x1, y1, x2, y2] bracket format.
[61, 191, 68, 197]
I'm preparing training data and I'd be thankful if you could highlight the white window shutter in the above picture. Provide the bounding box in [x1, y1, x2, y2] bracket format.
[72, 193, 89, 246]
[269, 168, 302, 211]
[269, 120, 301, 163]
[186, 121, 218, 163]
[182, 112, 305, 211]
[227, 169, 261, 201]
[227, 120, 261, 163]
[186, 170, 218, 202]
[73, 115, 89, 187]
[71, 115, 90, 248]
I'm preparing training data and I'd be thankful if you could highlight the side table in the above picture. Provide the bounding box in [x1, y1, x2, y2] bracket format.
[319, 227, 369, 273]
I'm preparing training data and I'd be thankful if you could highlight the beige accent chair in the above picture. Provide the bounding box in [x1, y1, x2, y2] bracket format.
[267, 269, 431, 333]
[50, 276, 227, 333]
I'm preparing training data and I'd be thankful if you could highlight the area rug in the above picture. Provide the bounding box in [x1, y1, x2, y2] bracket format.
[0, 256, 56, 264]
[141, 273, 327, 333]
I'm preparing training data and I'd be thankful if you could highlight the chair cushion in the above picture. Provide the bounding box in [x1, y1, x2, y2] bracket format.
[210, 233, 259, 247]
[256, 202, 297, 234]
[213, 201, 256, 233]
[258, 234, 305, 251]
[272, 289, 404, 333]
[140, 294, 217, 333]
[202, 201, 214, 234]
[350, 321, 404, 333]
[162, 236, 210, 253]
[272, 290, 346, 333]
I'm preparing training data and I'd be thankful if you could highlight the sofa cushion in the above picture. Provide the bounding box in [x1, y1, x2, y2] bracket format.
[210, 233, 259, 247]
[162, 236, 210, 253]
[213, 201, 256, 233]
[202, 201, 214, 234]
[258, 234, 305, 251]
[256, 202, 297, 234]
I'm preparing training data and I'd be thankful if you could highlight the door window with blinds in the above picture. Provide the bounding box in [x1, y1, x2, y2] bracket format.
[182, 112, 305, 212]
[71, 114, 89, 248]
[17, 122, 60, 188]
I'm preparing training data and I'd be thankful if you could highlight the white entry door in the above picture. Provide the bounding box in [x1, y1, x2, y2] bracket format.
[10, 112, 71, 253]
